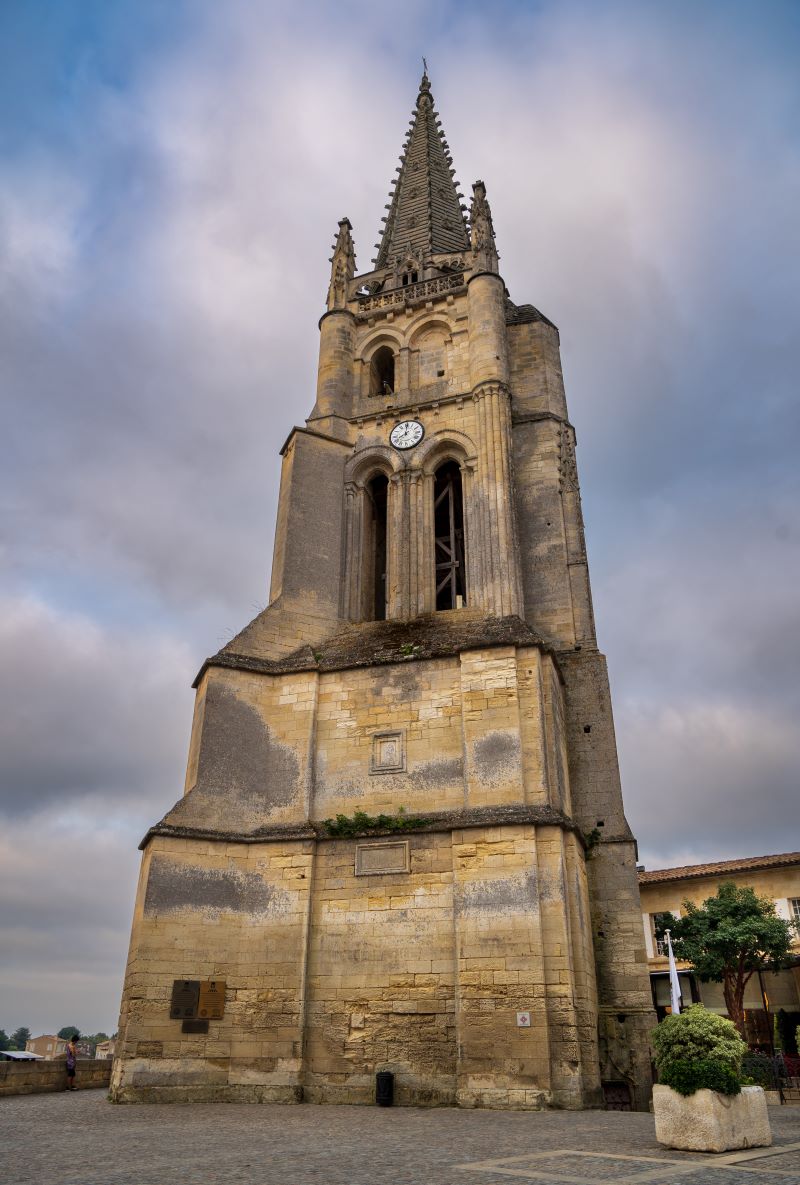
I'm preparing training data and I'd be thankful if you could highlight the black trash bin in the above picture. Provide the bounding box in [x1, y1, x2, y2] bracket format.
[375, 1070, 394, 1106]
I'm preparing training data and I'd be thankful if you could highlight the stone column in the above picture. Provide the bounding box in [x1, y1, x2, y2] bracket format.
[407, 471, 429, 616]
[396, 346, 410, 396]
[310, 309, 355, 426]
[460, 459, 479, 611]
[341, 481, 365, 620]
[467, 271, 509, 390]
[386, 471, 407, 619]
[473, 382, 523, 618]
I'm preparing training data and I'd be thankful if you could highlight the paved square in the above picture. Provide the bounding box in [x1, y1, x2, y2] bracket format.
[2, 1091, 799, 1185]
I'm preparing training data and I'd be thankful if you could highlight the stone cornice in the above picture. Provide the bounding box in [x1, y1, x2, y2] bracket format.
[194, 612, 558, 687]
[511, 410, 571, 429]
[279, 424, 354, 457]
[140, 803, 583, 851]
[317, 306, 356, 331]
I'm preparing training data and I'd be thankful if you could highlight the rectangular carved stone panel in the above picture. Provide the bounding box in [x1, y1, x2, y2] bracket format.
[355, 840, 410, 876]
[370, 730, 405, 773]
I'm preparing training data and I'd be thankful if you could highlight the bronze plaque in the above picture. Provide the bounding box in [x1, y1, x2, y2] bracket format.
[181, 1019, 209, 1034]
[169, 979, 200, 1019]
[198, 979, 226, 1019]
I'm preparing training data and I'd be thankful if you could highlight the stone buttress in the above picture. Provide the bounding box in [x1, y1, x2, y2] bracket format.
[111, 72, 654, 1110]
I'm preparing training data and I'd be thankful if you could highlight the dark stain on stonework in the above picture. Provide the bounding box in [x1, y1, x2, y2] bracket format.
[456, 869, 538, 915]
[143, 855, 286, 917]
[407, 757, 464, 790]
[374, 666, 421, 701]
[472, 731, 520, 779]
[193, 683, 299, 807]
[538, 868, 567, 904]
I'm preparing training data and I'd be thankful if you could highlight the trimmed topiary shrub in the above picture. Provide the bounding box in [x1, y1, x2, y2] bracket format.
[659, 1058, 740, 1096]
[652, 1005, 747, 1097]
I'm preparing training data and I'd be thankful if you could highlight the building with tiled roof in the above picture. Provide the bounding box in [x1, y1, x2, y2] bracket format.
[638, 851, 800, 1048]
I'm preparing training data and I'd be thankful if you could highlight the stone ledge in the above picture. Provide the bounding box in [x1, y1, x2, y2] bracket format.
[110, 1083, 303, 1104]
[140, 803, 582, 851]
[0, 1060, 111, 1096]
[197, 612, 552, 687]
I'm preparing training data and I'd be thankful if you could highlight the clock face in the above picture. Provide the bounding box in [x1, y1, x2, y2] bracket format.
[390, 420, 424, 450]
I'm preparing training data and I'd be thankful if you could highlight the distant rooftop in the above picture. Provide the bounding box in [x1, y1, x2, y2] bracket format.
[639, 850, 800, 886]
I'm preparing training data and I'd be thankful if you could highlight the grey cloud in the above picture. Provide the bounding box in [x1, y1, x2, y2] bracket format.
[0, 824, 138, 1034]
[0, 598, 193, 817]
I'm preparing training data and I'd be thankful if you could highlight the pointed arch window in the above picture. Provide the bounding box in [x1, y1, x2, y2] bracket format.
[366, 474, 388, 621]
[433, 461, 466, 610]
[370, 347, 395, 396]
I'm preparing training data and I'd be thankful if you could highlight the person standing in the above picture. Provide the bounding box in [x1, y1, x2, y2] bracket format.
[65, 1036, 78, 1091]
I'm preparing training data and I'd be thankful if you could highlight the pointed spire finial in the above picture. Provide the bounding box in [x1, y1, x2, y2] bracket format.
[373, 74, 469, 269]
[326, 217, 356, 310]
[469, 180, 499, 274]
[417, 61, 432, 108]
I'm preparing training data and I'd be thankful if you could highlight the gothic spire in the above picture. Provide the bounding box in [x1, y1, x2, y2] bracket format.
[373, 70, 469, 269]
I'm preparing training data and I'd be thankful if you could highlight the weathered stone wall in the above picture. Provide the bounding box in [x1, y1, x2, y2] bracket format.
[112, 836, 314, 1104]
[0, 1059, 111, 1096]
[558, 649, 655, 1110]
[164, 644, 570, 837]
[112, 823, 601, 1108]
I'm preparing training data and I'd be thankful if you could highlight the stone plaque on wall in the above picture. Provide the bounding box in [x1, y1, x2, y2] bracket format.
[355, 840, 410, 876]
[370, 730, 405, 773]
[181, 1019, 209, 1034]
[169, 980, 200, 1019]
[198, 980, 226, 1019]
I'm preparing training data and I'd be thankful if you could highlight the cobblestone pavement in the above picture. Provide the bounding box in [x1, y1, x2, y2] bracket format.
[2, 1091, 800, 1185]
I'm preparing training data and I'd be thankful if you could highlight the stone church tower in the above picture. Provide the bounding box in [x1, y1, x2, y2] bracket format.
[112, 72, 654, 1109]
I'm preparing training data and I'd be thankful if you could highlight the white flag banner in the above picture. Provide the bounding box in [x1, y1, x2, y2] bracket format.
[666, 930, 682, 1015]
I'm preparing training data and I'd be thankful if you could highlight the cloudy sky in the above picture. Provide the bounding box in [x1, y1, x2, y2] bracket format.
[1, 0, 798, 1036]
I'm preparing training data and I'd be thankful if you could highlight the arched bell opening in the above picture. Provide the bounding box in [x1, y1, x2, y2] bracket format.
[433, 460, 467, 610]
[366, 473, 389, 621]
[369, 346, 395, 396]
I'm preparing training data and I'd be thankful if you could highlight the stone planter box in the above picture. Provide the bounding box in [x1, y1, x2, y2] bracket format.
[653, 1084, 772, 1152]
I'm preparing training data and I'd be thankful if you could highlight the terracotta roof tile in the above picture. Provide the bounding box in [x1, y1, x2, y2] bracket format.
[639, 851, 800, 885]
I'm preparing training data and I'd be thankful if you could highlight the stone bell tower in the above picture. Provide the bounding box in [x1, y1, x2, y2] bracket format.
[112, 71, 655, 1109]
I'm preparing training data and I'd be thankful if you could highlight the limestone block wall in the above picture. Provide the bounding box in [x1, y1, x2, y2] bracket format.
[175, 667, 319, 831]
[304, 832, 457, 1105]
[171, 646, 570, 837]
[507, 320, 567, 420]
[512, 418, 578, 648]
[113, 823, 601, 1108]
[558, 649, 656, 1109]
[111, 835, 315, 1103]
[0, 1059, 111, 1096]
[313, 658, 465, 819]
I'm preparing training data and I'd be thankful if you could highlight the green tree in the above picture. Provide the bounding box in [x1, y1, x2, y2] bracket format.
[57, 1026, 80, 1040]
[664, 882, 795, 1036]
[10, 1026, 30, 1050]
[0, 1029, 10, 1051]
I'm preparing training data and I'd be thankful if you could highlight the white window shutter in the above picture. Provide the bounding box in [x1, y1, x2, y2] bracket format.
[642, 913, 654, 958]
[774, 898, 791, 920]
